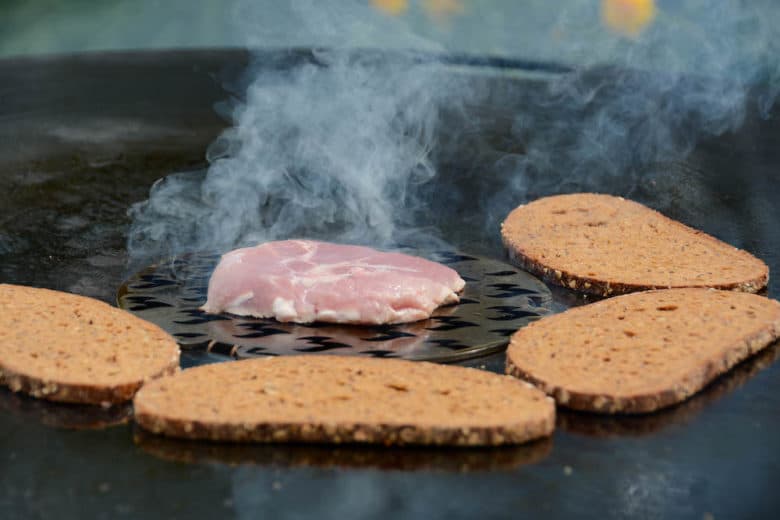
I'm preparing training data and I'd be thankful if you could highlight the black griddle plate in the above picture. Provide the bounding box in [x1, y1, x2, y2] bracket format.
[2, 49, 780, 520]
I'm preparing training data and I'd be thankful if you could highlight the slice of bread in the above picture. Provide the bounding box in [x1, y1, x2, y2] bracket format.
[557, 341, 780, 436]
[501, 193, 768, 296]
[506, 288, 780, 413]
[0, 284, 180, 405]
[134, 356, 555, 446]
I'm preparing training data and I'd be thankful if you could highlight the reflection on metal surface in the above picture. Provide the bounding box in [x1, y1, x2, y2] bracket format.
[558, 339, 780, 437]
[134, 428, 552, 472]
[0, 388, 132, 430]
[118, 251, 552, 363]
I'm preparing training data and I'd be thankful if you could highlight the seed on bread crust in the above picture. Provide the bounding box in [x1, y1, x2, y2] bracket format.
[0, 284, 180, 405]
[501, 193, 769, 296]
[134, 356, 555, 446]
[506, 288, 780, 414]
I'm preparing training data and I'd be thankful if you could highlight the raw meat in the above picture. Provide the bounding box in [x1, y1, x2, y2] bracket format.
[201, 240, 465, 324]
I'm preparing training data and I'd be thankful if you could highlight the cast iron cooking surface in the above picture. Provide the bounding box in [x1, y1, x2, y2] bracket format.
[1, 50, 780, 519]
[117, 250, 552, 363]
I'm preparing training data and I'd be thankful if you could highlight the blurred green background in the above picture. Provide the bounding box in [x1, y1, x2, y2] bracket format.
[0, 0, 777, 80]
[0, 0, 236, 57]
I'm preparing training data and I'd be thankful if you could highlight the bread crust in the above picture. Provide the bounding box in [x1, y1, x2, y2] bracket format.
[505, 288, 780, 413]
[134, 356, 555, 446]
[0, 363, 179, 405]
[501, 193, 769, 296]
[134, 414, 553, 447]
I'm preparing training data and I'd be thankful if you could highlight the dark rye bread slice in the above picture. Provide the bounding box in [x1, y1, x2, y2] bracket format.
[506, 288, 780, 413]
[134, 356, 555, 446]
[0, 284, 180, 405]
[501, 193, 768, 296]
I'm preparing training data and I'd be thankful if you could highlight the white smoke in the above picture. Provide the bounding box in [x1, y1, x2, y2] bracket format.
[128, 1, 462, 263]
[128, 1, 780, 263]
[482, 0, 780, 232]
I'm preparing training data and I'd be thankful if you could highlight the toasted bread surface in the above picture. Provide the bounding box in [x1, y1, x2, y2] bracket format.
[506, 288, 780, 413]
[134, 356, 555, 446]
[0, 284, 180, 404]
[501, 193, 768, 296]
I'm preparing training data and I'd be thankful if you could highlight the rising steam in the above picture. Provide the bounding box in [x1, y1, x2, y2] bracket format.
[128, 1, 457, 264]
[128, 0, 780, 264]
[483, 1, 780, 231]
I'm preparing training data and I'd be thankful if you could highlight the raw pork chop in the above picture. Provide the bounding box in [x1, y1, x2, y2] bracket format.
[201, 240, 465, 325]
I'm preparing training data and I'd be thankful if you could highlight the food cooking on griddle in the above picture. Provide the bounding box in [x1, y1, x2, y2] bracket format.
[506, 288, 780, 413]
[501, 193, 769, 296]
[134, 355, 555, 446]
[0, 284, 180, 405]
[201, 239, 465, 325]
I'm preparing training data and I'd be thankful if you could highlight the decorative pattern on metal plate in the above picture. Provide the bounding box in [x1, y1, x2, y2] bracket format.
[117, 251, 552, 363]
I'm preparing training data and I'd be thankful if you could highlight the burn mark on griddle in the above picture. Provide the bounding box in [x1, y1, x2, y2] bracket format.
[487, 306, 541, 321]
[487, 283, 541, 298]
[294, 336, 351, 352]
[298, 336, 337, 343]
[485, 270, 518, 277]
[235, 346, 278, 358]
[361, 330, 416, 342]
[425, 339, 470, 350]
[173, 308, 229, 324]
[295, 344, 351, 353]
[290, 321, 341, 329]
[124, 296, 162, 303]
[425, 316, 478, 331]
[360, 350, 400, 358]
[237, 321, 283, 331]
[124, 296, 173, 311]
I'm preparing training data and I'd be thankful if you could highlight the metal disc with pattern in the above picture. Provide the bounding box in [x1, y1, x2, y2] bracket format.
[117, 251, 552, 363]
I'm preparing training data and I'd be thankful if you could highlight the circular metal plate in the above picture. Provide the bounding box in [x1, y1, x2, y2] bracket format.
[117, 251, 552, 363]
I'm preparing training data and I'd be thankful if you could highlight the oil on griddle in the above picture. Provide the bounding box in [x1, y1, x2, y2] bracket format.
[118, 251, 551, 363]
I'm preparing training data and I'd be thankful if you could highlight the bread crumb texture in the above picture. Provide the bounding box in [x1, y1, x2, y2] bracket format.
[501, 193, 768, 295]
[134, 356, 555, 446]
[0, 284, 180, 404]
[507, 288, 780, 413]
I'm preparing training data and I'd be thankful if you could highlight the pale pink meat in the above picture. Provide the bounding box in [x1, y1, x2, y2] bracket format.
[201, 240, 465, 324]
